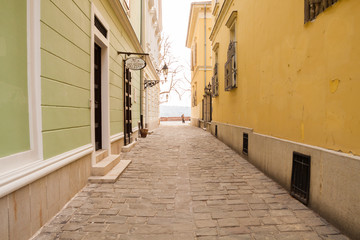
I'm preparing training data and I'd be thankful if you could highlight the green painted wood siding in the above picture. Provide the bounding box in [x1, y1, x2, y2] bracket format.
[0, 1, 30, 157]
[94, 0, 141, 135]
[41, 0, 91, 159]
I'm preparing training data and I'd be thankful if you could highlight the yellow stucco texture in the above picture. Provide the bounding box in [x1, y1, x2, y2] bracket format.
[187, 4, 212, 121]
[211, 0, 360, 155]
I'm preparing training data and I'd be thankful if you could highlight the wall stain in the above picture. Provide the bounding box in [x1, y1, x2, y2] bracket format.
[329, 79, 340, 93]
[12, 194, 17, 222]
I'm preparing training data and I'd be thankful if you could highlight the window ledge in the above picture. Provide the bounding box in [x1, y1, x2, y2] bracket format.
[0, 144, 93, 198]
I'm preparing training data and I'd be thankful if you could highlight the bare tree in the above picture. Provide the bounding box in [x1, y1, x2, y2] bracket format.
[158, 34, 191, 104]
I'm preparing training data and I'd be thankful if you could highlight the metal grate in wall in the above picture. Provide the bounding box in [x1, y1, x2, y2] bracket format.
[95, 16, 107, 38]
[291, 152, 311, 205]
[243, 133, 248, 155]
[304, 0, 338, 23]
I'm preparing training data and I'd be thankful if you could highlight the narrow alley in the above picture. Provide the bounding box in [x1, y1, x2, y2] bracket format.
[32, 124, 347, 240]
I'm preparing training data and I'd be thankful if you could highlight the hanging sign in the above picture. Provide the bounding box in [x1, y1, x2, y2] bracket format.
[125, 57, 146, 70]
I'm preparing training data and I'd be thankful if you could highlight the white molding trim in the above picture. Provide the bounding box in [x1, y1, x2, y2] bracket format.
[253, 132, 360, 161]
[211, 121, 254, 132]
[28, 0, 42, 159]
[0, 0, 42, 175]
[91, 3, 111, 166]
[110, 132, 124, 143]
[132, 127, 139, 132]
[0, 144, 93, 198]
[212, 121, 360, 161]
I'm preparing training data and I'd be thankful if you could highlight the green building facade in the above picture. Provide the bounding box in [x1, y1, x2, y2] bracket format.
[0, 1, 158, 239]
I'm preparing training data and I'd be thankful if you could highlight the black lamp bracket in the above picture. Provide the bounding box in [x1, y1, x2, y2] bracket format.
[144, 80, 160, 89]
[117, 51, 149, 57]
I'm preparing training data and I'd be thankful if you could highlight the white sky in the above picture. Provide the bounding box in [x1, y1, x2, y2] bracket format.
[161, 0, 198, 107]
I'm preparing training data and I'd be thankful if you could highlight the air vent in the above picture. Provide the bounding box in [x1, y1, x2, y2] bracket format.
[291, 152, 311, 205]
[95, 16, 107, 38]
[215, 125, 218, 137]
[242, 133, 248, 155]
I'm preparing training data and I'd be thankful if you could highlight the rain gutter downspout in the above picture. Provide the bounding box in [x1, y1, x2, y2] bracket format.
[204, 3, 207, 89]
[140, 0, 144, 129]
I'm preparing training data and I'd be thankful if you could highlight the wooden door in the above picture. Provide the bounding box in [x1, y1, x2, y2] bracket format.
[94, 43, 102, 150]
[124, 67, 132, 145]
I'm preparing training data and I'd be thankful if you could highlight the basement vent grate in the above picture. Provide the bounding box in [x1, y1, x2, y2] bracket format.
[95, 16, 107, 38]
[291, 152, 311, 205]
[215, 125, 218, 137]
[242, 133, 248, 155]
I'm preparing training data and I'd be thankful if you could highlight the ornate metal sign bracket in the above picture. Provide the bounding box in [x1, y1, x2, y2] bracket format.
[117, 51, 149, 57]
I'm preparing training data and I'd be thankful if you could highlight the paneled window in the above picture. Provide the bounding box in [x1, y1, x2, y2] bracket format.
[191, 42, 197, 71]
[0, 0, 42, 175]
[212, 43, 219, 97]
[304, 0, 338, 23]
[224, 41, 236, 91]
[225, 11, 237, 91]
[211, 63, 219, 96]
[192, 83, 197, 107]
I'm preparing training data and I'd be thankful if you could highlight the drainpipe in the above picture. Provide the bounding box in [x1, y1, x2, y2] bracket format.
[204, 3, 207, 89]
[140, 0, 144, 129]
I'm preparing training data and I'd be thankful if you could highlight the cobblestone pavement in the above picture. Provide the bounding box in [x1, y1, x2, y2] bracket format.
[33, 124, 348, 240]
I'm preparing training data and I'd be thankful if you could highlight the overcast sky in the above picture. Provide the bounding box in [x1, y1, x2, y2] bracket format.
[161, 0, 197, 107]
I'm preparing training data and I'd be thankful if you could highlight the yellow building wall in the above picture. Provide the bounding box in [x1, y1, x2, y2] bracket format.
[212, 0, 360, 155]
[189, 15, 212, 121]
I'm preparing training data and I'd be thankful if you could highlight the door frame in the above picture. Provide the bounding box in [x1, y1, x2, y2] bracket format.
[123, 66, 132, 146]
[91, 4, 110, 164]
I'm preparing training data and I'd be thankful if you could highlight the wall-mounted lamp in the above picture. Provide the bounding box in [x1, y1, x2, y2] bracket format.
[145, 64, 169, 89]
[205, 82, 212, 95]
[157, 63, 168, 82]
[144, 80, 159, 89]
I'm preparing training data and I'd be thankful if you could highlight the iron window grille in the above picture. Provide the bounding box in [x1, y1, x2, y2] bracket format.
[243, 133, 248, 155]
[225, 41, 237, 91]
[192, 89, 197, 107]
[94, 16, 107, 38]
[212, 63, 219, 97]
[304, 0, 338, 23]
[291, 152, 311, 205]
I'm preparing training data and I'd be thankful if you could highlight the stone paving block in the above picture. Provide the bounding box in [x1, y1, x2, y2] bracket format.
[217, 218, 240, 227]
[126, 217, 147, 224]
[211, 210, 249, 219]
[196, 227, 218, 236]
[276, 224, 311, 232]
[82, 223, 107, 232]
[195, 219, 218, 228]
[218, 226, 250, 235]
[31, 125, 347, 240]
[33, 233, 57, 240]
[314, 225, 341, 235]
[59, 231, 85, 240]
[106, 223, 130, 233]
[219, 235, 252, 240]
[61, 223, 82, 231]
[251, 233, 276, 240]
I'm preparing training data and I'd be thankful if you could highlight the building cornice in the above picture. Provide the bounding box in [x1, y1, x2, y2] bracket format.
[109, 0, 159, 78]
[209, 0, 233, 41]
[186, 1, 212, 48]
[109, 0, 144, 54]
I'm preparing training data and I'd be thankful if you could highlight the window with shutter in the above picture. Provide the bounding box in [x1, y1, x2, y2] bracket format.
[192, 83, 197, 107]
[224, 41, 236, 91]
[212, 63, 219, 96]
[304, 0, 338, 23]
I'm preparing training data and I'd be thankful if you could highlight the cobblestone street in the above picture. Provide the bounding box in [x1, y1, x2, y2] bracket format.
[33, 124, 347, 240]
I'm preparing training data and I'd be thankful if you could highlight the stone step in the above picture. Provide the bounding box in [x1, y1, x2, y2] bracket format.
[88, 160, 131, 183]
[122, 140, 138, 152]
[91, 154, 120, 176]
[95, 149, 109, 163]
